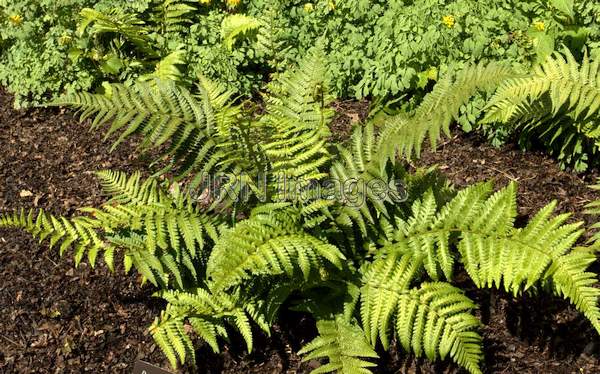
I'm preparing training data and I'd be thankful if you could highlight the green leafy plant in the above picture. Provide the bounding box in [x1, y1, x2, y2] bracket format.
[0, 170, 219, 288]
[2, 48, 600, 374]
[4, 0, 599, 109]
[0, 0, 98, 107]
[483, 48, 600, 171]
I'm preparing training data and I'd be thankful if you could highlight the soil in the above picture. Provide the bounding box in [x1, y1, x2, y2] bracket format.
[1, 90, 600, 373]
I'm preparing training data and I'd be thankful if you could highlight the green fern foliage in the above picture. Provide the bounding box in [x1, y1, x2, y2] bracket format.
[96, 170, 163, 205]
[0, 171, 219, 288]
[378, 63, 516, 161]
[329, 122, 401, 234]
[299, 317, 378, 374]
[207, 204, 345, 291]
[152, 0, 197, 33]
[52, 78, 243, 188]
[139, 50, 186, 83]
[221, 14, 261, 51]
[395, 283, 482, 374]
[485, 49, 600, 123]
[484, 49, 600, 170]
[16, 47, 600, 373]
[78, 8, 156, 56]
[362, 180, 600, 346]
[585, 178, 600, 242]
[261, 47, 334, 187]
[361, 278, 483, 373]
[150, 287, 258, 368]
[0, 208, 106, 267]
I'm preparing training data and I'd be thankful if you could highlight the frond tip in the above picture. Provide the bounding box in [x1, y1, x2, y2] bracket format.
[360, 279, 483, 374]
[299, 318, 378, 374]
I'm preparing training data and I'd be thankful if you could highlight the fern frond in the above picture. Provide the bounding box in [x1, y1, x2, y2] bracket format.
[221, 14, 261, 51]
[483, 49, 600, 170]
[152, 286, 261, 368]
[150, 313, 193, 369]
[378, 63, 516, 160]
[206, 204, 345, 291]
[370, 181, 600, 332]
[458, 199, 582, 294]
[360, 279, 483, 374]
[485, 49, 600, 123]
[379, 182, 502, 281]
[78, 8, 156, 56]
[0, 208, 105, 267]
[330, 122, 396, 233]
[96, 170, 164, 205]
[360, 252, 424, 349]
[261, 46, 335, 191]
[139, 50, 186, 83]
[545, 247, 600, 333]
[299, 317, 378, 374]
[53, 79, 245, 188]
[152, 0, 196, 33]
[0, 171, 220, 288]
[53, 80, 204, 149]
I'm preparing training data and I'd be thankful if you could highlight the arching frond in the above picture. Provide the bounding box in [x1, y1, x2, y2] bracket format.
[378, 63, 516, 160]
[78, 8, 156, 56]
[221, 14, 261, 51]
[372, 182, 600, 334]
[139, 50, 186, 83]
[206, 204, 345, 291]
[483, 49, 600, 170]
[151, 287, 258, 368]
[0, 208, 106, 267]
[299, 317, 378, 374]
[485, 49, 600, 123]
[0, 172, 220, 288]
[360, 279, 483, 374]
[52, 79, 246, 189]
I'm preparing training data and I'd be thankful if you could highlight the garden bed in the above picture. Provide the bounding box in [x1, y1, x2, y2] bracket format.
[1, 90, 600, 373]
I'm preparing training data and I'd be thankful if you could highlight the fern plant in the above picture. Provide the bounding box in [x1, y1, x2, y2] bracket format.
[0, 170, 220, 289]
[376, 62, 517, 161]
[3, 46, 600, 374]
[483, 48, 600, 171]
[52, 48, 334, 209]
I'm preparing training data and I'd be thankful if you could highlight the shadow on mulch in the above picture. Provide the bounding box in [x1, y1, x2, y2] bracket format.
[0, 90, 599, 373]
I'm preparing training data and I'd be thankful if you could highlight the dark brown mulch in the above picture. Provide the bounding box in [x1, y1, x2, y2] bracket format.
[0, 88, 171, 373]
[1, 88, 600, 374]
[329, 100, 371, 143]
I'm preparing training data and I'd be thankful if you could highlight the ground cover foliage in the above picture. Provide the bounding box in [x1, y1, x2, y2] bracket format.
[2, 48, 600, 373]
[2, 1, 600, 373]
[1, 0, 600, 169]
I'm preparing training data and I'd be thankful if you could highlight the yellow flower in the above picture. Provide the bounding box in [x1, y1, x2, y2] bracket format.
[226, 0, 240, 8]
[328, 0, 335, 11]
[8, 14, 23, 26]
[533, 21, 545, 31]
[304, 3, 314, 12]
[442, 15, 455, 29]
